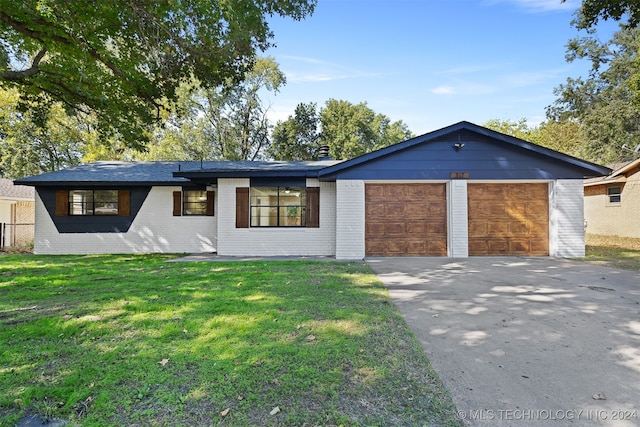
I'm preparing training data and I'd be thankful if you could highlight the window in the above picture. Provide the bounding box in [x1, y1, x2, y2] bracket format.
[183, 190, 208, 215]
[172, 190, 214, 216]
[607, 186, 621, 204]
[69, 190, 118, 215]
[250, 186, 306, 227]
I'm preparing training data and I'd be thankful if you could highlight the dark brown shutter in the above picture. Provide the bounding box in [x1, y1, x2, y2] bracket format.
[306, 187, 320, 228]
[173, 191, 182, 216]
[236, 187, 249, 228]
[118, 190, 131, 216]
[55, 190, 69, 216]
[206, 191, 215, 216]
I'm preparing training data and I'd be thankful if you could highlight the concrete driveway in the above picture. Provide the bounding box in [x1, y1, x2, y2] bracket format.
[368, 257, 640, 426]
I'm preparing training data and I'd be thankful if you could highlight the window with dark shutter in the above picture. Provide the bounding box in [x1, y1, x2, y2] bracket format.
[236, 187, 249, 228]
[306, 187, 320, 228]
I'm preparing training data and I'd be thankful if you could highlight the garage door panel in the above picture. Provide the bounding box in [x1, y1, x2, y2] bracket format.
[366, 222, 385, 235]
[367, 184, 385, 198]
[468, 183, 549, 256]
[385, 203, 404, 216]
[386, 223, 406, 235]
[407, 222, 427, 234]
[468, 222, 488, 237]
[509, 239, 530, 254]
[365, 183, 447, 256]
[488, 222, 510, 236]
[366, 203, 385, 216]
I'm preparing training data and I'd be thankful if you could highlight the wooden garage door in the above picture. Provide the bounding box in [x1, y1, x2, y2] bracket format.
[468, 183, 549, 256]
[365, 183, 447, 256]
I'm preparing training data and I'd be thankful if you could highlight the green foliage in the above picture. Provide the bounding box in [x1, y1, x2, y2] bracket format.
[571, 0, 640, 28]
[0, 88, 83, 178]
[0, 255, 460, 426]
[268, 102, 320, 160]
[0, 0, 316, 148]
[136, 57, 285, 161]
[269, 99, 413, 161]
[483, 118, 587, 160]
[547, 25, 640, 163]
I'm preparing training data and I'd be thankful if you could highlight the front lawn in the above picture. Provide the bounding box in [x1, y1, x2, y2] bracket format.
[0, 254, 460, 426]
[584, 234, 640, 272]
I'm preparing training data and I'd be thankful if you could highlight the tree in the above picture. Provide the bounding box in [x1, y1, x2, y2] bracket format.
[268, 102, 320, 160]
[483, 118, 539, 142]
[136, 57, 285, 161]
[547, 25, 640, 163]
[0, 0, 315, 147]
[320, 99, 413, 160]
[268, 100, 413, 161]
[568, 0, 640, 28]
[483, 118, 586, 159]
[0, 87, 93, 178]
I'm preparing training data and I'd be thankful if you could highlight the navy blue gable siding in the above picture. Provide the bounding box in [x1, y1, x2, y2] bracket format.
[38, 187, 151, 233]
[323, 130, 594, 181]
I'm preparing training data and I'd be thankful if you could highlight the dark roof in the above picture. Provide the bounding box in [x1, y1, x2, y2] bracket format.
[173, 160, 341, 180]
[14, 160, 342, 186]
[318, 121, 612, 178]
[1, 178, 35, 199]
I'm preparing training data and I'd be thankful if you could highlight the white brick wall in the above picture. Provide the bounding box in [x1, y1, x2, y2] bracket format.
[550, 179, 585, 257]
[335, 180, 365, 260]
[216, 178, 336, 256]
[33, 187, 217, 254]
[448, 180, 469, 257]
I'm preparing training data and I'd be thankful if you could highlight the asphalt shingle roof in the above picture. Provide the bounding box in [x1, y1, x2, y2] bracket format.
[14, 160, 342, 186]
[1, 178, 35, 200]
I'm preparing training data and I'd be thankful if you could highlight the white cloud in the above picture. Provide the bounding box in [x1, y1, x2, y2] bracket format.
[432, 86, 456, 95]
[275, 55, 383, 83]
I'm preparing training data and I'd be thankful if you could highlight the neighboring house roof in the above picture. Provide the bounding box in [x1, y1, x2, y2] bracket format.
[0, 178, 35, 200]
[584, 158, 640, 187]
[318, 121, 611, 179]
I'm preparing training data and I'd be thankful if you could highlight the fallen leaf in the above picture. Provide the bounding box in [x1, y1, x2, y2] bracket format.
[220, 408, 230, 417]
[158, 358, 169, 366]
[270, 406, 280, 415]
[306, 334, 316, 341]
[272, 378, 279, 385]
[183, 329, 188, 334]
[237, 395, 244, 401]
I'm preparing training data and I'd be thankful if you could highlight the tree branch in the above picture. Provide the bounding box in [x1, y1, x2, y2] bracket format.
[1, 46, 47, 81]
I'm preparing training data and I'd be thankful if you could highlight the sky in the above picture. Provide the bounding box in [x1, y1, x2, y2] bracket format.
[262, 0, 620, 136]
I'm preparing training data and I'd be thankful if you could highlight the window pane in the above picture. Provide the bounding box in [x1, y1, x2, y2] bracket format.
[94, 190, 118, 215]
[251, 206, 278, 226]
[183, 190, 207, 215]
[608, 187, 621, 203]
[69, 190, 93, 215]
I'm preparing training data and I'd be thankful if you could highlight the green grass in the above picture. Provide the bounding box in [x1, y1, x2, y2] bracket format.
[0, 254, 460, 426]
[584, 234, 640, 272]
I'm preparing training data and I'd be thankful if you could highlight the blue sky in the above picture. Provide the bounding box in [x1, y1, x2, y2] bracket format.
[263, 0, 619, 136]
